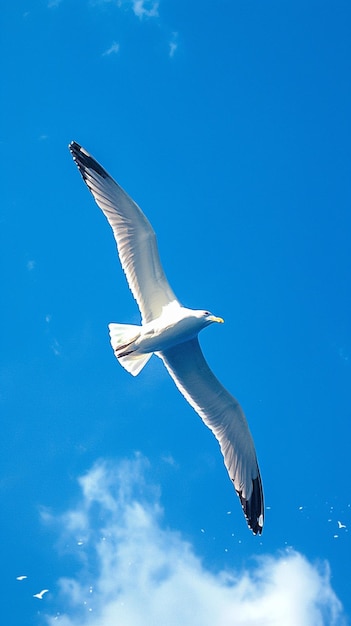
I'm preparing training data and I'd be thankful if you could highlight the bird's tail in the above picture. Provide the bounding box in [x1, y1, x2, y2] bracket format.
[108, 323, 152, 376]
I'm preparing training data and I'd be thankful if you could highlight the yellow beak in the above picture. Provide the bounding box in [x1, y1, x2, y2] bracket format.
[209, 315, 224, 324]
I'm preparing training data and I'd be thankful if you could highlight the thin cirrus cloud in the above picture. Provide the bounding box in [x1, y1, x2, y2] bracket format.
[102, 42, 120, 57]
[169, 32, 178, 58]
[98, 0, 159, 19]
[26, 260, 36, 272]
[41, 456, 345, 626]
[130, 0, 159, 18]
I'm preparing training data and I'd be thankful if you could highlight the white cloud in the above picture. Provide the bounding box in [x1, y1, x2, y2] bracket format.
[102, 42, 120, 56]
[43, 315, 62, 356]
[131, 0, 159, 18]
[169, 32, 178, 58]
[42, 456, 345, 626]
[100, 0, 159, 19]
[50, 338, 61, 356]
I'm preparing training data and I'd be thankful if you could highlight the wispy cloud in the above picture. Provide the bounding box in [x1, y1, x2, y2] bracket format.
[44, 314, 62, 357]
[102, 42, 120, 57]
[169, 32, 178, 58]
[26, 260, 36, 272]
[338, 346, 349, 362]
[50, 338, 61, 357]
[99, 0, 159, 19]
[42, 456, 345, 626]
[131, 0, 159, 19]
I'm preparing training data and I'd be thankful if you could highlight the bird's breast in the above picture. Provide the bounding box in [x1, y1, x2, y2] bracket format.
[137, 316, 202, 353]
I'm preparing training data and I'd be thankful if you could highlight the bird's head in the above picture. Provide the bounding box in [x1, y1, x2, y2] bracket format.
[197, 310, 224, 327]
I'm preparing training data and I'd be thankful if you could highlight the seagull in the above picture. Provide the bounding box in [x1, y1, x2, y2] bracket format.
[33, 589, 49, 599]
[16, 575, 27, 581]
[69, 141, 264, 535]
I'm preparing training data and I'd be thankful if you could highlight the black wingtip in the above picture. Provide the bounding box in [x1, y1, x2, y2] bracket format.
[68, 141, 110, 180]
[236, 473, 264, 535]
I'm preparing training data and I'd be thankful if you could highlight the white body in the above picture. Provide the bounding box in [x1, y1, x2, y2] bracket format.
[69, 141, 264, 535]
[115, 306, 214, 354]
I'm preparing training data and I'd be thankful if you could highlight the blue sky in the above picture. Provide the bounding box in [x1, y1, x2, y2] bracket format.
[1, 1, 350, 624]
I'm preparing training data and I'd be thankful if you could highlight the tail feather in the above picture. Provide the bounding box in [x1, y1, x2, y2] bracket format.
[118, 352, 152, 376]
[108, 323, 152, 376]
[108, 322, 140, 352]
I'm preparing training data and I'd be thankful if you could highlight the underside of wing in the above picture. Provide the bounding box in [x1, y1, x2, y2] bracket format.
[159, 338, 264, 535]
[69, 142, 179, 323]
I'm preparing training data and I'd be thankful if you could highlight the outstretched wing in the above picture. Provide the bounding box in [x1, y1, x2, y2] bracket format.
[160, 338, 264, 535]
[69, 141, 179, 323]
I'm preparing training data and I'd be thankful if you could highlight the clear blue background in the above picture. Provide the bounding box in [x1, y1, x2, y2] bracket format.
[1, 1, 350, 624]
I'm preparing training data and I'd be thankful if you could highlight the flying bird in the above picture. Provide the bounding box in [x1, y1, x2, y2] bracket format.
[33, 589, 49, 599]
[69, 141, 264, 535]
[16, 575, 28, 581]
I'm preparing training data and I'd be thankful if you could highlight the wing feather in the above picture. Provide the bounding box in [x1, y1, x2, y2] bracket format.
[69, 142, 179, 323]
[160, 338, 264, 534]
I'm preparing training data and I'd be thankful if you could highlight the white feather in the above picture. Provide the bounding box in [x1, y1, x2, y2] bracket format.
[69, 141, 264, 535]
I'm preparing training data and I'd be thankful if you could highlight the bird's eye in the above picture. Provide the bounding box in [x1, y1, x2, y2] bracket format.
[204, 311, 210, 316]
